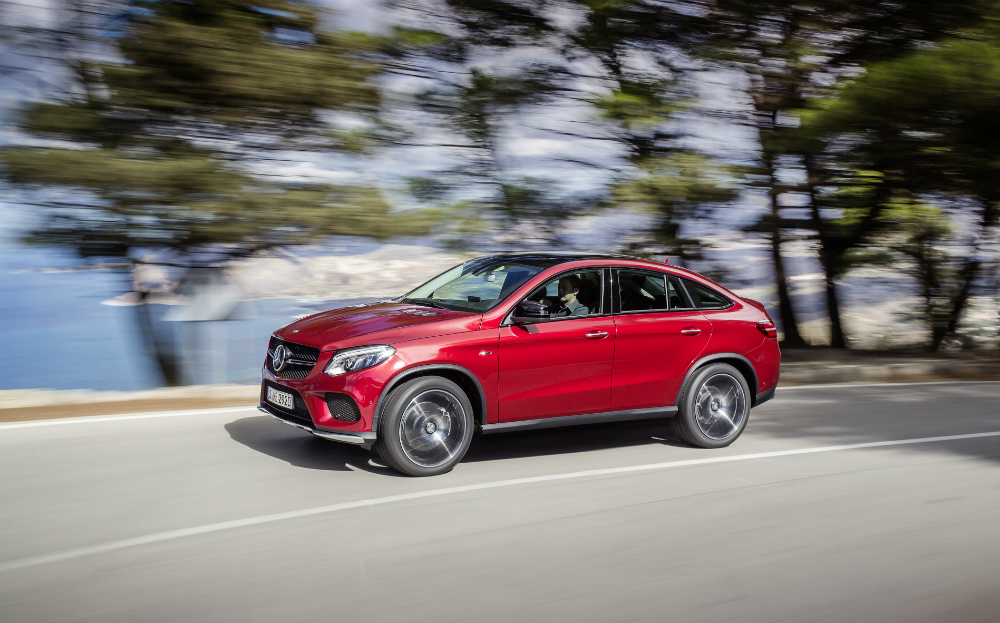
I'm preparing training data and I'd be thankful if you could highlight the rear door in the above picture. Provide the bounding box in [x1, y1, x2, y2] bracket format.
[611, 270, 711, 410]
[498, 267, 615, 422]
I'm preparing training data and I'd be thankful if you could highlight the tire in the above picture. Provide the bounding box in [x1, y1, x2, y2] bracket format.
[671, 363, 751, 449]
[373, 376, 474, 477]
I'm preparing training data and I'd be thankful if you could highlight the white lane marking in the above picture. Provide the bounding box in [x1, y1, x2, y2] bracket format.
[2, 430, 998, 573]
[0, 406, 257, 430]
[3, 380, 997, 429]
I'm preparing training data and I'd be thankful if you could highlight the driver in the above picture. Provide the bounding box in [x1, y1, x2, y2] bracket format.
[553, 275, 590, 317]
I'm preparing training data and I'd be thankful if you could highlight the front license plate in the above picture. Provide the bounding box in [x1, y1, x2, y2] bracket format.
[267, 387, 294, 410]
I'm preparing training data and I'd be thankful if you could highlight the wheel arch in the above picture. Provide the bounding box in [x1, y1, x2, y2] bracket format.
[675, 353, 760, 407]
[372, 364, 488, 432]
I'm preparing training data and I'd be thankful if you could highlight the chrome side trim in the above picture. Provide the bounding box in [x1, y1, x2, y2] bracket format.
[479, 406, 676, 435]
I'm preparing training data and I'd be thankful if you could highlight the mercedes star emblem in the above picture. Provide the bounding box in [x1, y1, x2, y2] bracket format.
[272, 345, 290, 372]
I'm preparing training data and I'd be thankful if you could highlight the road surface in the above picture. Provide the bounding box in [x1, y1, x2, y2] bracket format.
[2, 381, 999, 622]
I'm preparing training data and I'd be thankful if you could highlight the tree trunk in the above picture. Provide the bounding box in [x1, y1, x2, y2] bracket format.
[935, 197, 997, 351]
[930, 325, 948, 352]
[771, 226, 806, 347]
[766, 157, 807, 347]
[133, 289, 182, 386]
[804, 155, 846, 348]
[822, 263, 846, 348]
[908, 238, 946, 351]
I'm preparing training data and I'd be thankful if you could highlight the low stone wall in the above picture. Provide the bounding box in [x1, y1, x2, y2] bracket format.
[0, 384, 260, 422]
[780, 357, 1000, 385]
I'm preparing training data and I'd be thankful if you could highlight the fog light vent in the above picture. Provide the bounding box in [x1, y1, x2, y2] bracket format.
[325, 393, 361, 422]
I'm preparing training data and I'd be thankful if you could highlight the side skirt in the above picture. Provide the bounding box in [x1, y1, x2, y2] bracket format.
[480, 406, 677, 435]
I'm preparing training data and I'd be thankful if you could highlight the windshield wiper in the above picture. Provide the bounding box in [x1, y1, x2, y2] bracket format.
[404, 298, 448, 310]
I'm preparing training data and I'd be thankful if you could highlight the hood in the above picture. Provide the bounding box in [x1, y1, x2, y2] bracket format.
[274, 302, 482, 351]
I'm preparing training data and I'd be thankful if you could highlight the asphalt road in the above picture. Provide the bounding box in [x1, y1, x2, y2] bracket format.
[2, 381, 999, 623]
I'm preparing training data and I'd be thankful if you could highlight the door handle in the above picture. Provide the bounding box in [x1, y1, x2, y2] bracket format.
[585, 331, 609, 339]
[680, 327, 702, 336]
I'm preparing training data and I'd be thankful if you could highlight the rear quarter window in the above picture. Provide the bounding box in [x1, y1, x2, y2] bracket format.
[683, 279, 731, 310]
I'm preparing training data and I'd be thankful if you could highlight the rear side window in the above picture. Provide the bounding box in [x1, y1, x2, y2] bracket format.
[618, 270, 668, 312]
[683, 279, 731, 309]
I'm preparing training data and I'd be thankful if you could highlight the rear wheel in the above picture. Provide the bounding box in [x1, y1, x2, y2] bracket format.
[374, 376, 474, 476]
[671, 363, 750, 449]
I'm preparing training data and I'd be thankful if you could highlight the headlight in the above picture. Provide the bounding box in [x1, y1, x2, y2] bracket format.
[323, 345, 396, 376]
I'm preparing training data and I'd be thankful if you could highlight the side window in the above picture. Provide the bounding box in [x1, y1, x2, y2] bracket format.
[683, 278, 731, 309]
[666, 275, 694, 309]
[618, 270, 668, 312]
[525, 269, 603, 318]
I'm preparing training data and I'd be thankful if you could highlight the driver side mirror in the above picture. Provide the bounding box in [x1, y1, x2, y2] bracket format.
[511, 300, 551, 324]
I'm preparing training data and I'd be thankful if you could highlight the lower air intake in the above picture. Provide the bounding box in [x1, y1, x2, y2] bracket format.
[326, 393, 362, 422]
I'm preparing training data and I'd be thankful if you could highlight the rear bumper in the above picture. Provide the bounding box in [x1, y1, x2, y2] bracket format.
[754, 386, 776, 407]
[257, 403, 377, 449]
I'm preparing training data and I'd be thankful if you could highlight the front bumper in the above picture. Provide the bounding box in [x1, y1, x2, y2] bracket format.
[258, 402, 377, 449]
[261, 350, 406, 433]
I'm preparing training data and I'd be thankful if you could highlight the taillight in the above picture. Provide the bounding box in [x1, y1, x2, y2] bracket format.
[757, 319, 778, 338]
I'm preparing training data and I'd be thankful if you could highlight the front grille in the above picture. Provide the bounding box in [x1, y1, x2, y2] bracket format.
[266, 337, 320, 379]
[326, 393, 361, 422]
[262, 380, 313, 425]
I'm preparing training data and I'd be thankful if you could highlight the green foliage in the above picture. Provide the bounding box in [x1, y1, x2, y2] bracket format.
[409, 65, 569, 243]
[662, 0, 993, 347]
[407, 177, 452, 204]
[800, 11, 1000, 349]
[563, 0, 737, 259]
[1, 0, 430, 266]
[612, 154, 740, 259]
[592, 81, 688, 132]
[876, 201, 971, 348]
[7, 0, 998, 358]
[615, 155, 739, 211]
[393, 0, 737, 253]
[417, 69, 554, 160]
[804, 36, 1000, 199]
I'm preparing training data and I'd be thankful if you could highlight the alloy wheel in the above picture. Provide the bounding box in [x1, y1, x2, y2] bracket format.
[694, 373, 747, 440]
[398, 389, 468, 468]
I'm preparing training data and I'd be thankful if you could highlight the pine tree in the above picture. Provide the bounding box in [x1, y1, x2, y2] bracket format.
[2, 0, 433, 383]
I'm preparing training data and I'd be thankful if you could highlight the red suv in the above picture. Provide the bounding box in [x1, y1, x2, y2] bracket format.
[259, 253, 780, 476]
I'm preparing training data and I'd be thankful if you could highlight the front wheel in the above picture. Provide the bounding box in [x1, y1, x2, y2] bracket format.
[374, 376, 474, 476]
[670, 363, 750, 448]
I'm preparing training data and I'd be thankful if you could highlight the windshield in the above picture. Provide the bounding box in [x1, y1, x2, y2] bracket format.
[401, 258, 548, 312]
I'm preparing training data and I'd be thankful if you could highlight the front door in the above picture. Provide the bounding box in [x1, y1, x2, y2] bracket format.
[498, 268, 614, 422]
[611, 269, 712, 410]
